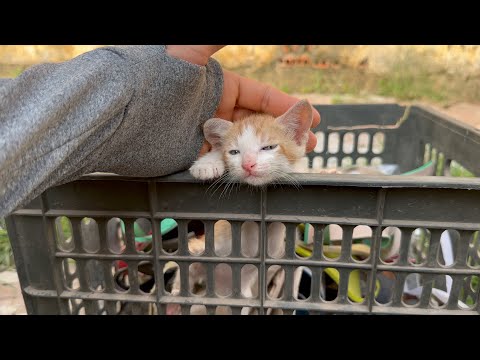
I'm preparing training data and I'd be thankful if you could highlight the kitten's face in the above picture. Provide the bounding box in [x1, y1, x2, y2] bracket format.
[222, 116, 300, 185]
[204, 100, 313, 186]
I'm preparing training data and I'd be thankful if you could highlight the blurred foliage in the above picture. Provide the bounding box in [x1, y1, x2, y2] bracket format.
[0, 220, 13, 270]
[2, 45, 480, 104]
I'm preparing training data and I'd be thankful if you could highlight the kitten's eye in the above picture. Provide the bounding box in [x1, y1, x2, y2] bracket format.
[261, 145, 278, 151]
[229, 150, 240, 155]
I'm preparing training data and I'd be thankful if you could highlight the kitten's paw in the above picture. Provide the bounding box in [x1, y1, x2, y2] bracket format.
[189, 161, 225, 180]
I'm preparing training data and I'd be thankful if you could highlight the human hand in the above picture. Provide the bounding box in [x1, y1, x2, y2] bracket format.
[214, 69, 320, 153]
[166, 45, 320, 154]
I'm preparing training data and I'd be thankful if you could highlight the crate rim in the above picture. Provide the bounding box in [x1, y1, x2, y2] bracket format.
[76, 171, 480, 191]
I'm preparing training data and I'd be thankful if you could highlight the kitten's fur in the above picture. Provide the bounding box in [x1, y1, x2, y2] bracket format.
[189, 99, 313, 186]
[165, 101, 314, 315]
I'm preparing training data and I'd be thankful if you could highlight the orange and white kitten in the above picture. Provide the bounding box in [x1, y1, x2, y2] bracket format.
[173, 100, 312, 315]
[189, 100, 313, 185]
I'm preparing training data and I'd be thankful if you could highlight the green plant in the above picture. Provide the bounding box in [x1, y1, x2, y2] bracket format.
[0, 225, 13, 269]
[331, 95, 345, 104]
[59, 216, 72, 238]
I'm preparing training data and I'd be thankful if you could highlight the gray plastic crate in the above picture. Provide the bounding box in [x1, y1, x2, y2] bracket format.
[5, 104, 480, 315]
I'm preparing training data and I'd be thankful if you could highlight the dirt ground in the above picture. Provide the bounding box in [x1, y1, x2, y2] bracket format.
[1, 94, 479, 315]
[0, 271, 26, 315]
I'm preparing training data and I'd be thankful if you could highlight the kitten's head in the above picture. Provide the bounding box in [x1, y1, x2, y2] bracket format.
[204, 100, 313, 186]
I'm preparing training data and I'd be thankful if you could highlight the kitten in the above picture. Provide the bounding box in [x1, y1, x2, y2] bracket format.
[165, 100, 315, 315]
[189, 99, 313, 186]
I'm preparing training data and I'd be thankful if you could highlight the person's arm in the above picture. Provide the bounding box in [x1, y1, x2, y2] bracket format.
[0, 45, 223, 217]
[0, 78, 11, 87]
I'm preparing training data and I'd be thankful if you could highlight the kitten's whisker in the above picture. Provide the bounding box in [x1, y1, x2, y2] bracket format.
[229, 181, 237, 198]
[209, 180, 228, 197]
[220, 178, 235, 199]
[218, 183, 228, 199]
[282, 173, 302, 189]
[270, 170, 302, 190]
[207, 172, 228, 191]
[227, 181, 232, 198]
[207, 179, 225, 196]
[216, 179, 228, 199]
[272, 179, 284, 191]
[220, 180, 231, 199]
[207, 172, 230, 197]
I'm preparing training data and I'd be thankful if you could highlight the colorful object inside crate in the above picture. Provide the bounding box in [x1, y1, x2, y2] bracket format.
[117, 218, 177, 269]
[296, 224, 381, 303]
[293, 160, 437, 303]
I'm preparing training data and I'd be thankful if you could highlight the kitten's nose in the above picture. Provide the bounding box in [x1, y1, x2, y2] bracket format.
[242, 161, 257, 172]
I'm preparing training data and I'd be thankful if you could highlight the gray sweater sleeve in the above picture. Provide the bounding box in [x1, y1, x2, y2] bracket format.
[0, 45, 224, 217]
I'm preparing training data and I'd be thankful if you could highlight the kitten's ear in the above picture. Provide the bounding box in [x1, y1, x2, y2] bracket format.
[203, 118, 233, 148]
[276, 99, 313, 145]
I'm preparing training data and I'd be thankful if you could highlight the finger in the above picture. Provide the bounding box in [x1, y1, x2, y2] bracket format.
[232, 70, 321, 127]
[214, 71, 238, 121]
[214, 106, 233, 122]
[306, 131, 317, 153]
